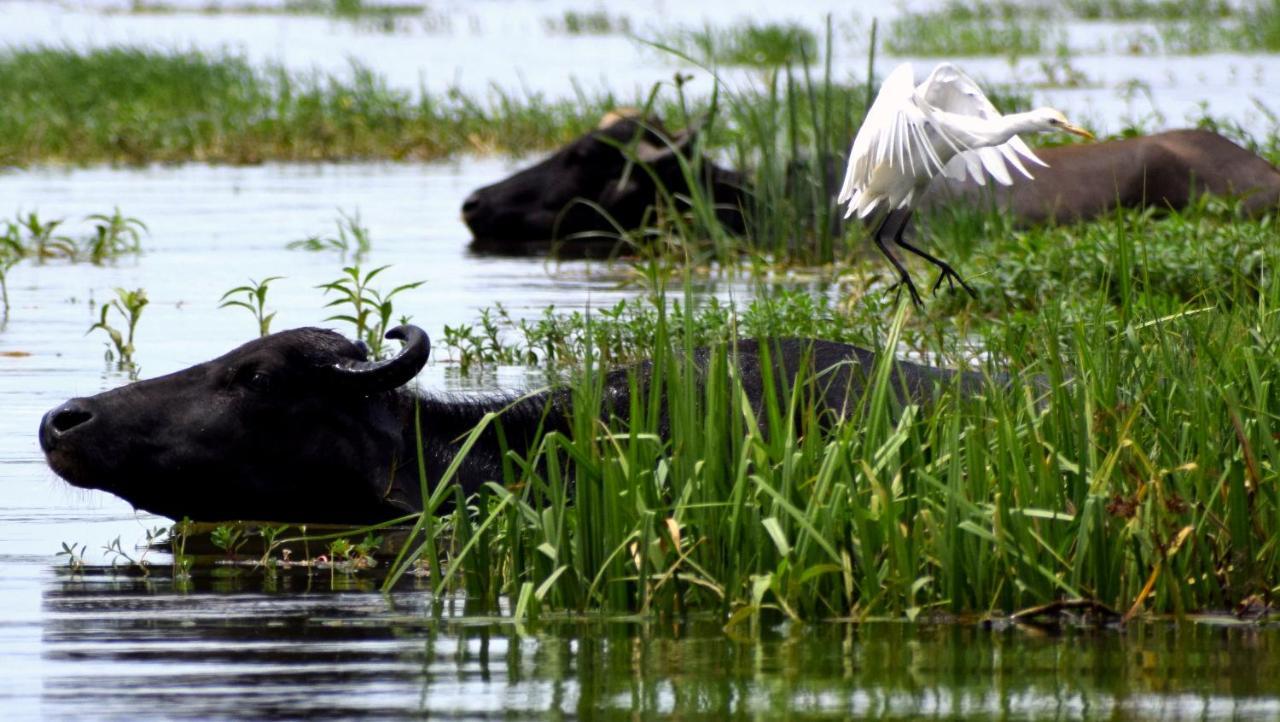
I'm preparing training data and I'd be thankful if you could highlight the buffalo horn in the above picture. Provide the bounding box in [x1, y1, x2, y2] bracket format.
[330, 325, 430, 393]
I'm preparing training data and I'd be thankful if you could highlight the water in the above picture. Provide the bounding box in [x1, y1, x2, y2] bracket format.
[25, 569, 1280, 719]
[2, 1, 1279, 719]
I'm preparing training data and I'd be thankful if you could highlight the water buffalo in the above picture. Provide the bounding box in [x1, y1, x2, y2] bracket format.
[463, 125, 1280, 248]
[39, 325, 1000, 524]
[462, 110, 747, 252]
[918, 128, 1280, 224]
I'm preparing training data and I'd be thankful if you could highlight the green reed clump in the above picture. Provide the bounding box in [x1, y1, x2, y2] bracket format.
[388, 267, 1280, 619]
[545, 10, 631, 36]
[287, 209, 372, 261]
[886, 2, 1053, 57]
[1066, 0, 1231, 19]
[0, 46, 622, 165]
[657, 21, 819, 67]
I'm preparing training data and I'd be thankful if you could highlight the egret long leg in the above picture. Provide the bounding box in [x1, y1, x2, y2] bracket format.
[871, 211, 923, 307]
[891, 211, 977, 299]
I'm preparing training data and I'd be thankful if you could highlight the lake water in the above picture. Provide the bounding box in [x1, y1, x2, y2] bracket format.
[2, 1, 1279, 719]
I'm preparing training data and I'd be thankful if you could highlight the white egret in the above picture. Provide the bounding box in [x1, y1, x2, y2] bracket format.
[839, 61, 1094, 305]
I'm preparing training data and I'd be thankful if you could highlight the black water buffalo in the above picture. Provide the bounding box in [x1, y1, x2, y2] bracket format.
[463, 125, 1280, 248]
[918, 129, 1280, 224]
[40, 325, 1000, 524]
[462, 111, 747, 252]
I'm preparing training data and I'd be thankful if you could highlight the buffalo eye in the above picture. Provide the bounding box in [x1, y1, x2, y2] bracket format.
[232, 366, 274, 392]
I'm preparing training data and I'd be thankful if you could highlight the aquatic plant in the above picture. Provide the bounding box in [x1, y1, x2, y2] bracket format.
[56, 541, 87, 572]
[211, 524, 248, 559]
[885, 1, 1053, 57]
[655, 21, 819, 67]
[383, 216, 1280, 619]
[0, 225, 20, 318]
[319, 265, 424, 357]
[16, 212, 76, 262]
[287, 210, 371, 261]
[88, 288, 148, 369]
[83, 208, 147, 264]
[545, 10, 631, 36]
[219, 276, 284, 338]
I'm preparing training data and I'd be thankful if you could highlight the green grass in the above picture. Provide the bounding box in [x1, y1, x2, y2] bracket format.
[1065, 0, 1232, 20]
[655, 21, 819, 67]
[886, 2, 1054, 58]
[0, 46, 629, 165]
[388, 240, 1280, 619]
[124, 0, 426, 18]
[544, 10, 632, 36]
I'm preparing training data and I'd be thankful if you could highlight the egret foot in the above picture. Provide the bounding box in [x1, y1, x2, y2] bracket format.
[892, 224, 976, 300]
[888, 276, 924, 308]
[928, 264, 978, 299]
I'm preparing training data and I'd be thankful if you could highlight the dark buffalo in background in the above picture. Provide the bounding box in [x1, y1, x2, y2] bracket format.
[917, 128, 1280, 225]
[40, 325, 1003, 524]
[462, 110, 748, 254]
[463, 124, 1280, 248]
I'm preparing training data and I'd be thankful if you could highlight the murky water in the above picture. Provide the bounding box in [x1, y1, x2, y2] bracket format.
[2, 1, 1279, 718]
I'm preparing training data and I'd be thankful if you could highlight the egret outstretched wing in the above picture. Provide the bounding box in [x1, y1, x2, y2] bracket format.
[918, 63, 1047, 186]
[838, 63, 949, 216]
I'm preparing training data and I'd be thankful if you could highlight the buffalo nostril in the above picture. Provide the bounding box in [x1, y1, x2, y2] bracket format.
[461, 194, 481, 217]
[51, 407, 93, 434]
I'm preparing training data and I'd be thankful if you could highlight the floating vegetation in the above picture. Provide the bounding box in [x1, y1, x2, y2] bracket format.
[886, 1, 1053, 57]
[655, 21, 819, 67]
[0, 209, 147, 320]
[544, 10, 632, 36]
[1064, 0, 1232, 20]
[287, 209, 372, 261]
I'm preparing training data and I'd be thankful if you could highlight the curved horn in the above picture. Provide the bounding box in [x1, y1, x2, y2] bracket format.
[330, 325, 430, 393]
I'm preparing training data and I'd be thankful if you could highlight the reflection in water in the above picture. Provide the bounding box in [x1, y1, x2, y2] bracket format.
[40, 571, 1280, 719]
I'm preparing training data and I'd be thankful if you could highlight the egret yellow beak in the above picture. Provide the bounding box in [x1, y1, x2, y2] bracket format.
[1062, 122, 1094, 140]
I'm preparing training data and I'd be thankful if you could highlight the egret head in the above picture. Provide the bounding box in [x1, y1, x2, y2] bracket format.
[1031, 108, 1094, 140]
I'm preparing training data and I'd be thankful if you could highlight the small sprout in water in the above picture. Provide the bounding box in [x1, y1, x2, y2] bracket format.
[57, 541, 87, 572]
[210, 524, 247, 558]
[17, 212, 77, 261]
[83, 207, 147, 264]
[102, 535, 146, 574]
[0, 228, 21, 319]
[219, 276, 284, 338]
[88, 288, 148, 371]
[257, 524, 290, 568]
[319, 264, 423, 357]
[287, 209, 371, 261]
[327, 537, 354, 561]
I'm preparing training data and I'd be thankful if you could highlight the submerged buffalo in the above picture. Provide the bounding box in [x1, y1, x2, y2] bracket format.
[918, 128, 1280, 224]
[462, 110, 747, 251]
[41, 325, 998, 524]
[463, 124, 1280, 247]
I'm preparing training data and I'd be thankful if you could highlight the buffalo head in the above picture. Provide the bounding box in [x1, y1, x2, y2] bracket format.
[40, 326, 431, 524]
[462, 110, 747, 249]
